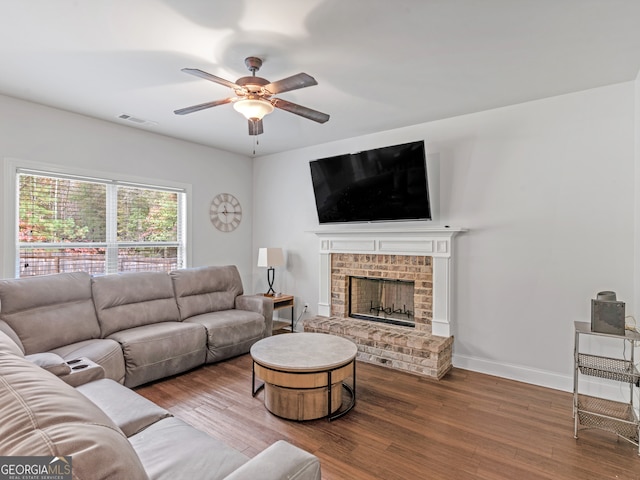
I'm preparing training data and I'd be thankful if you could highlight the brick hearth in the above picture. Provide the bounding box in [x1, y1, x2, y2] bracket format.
[305, 316, 453, 379]
[304, 251, 453, 379]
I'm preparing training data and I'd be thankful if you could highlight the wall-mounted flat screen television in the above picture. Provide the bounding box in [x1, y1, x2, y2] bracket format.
[309, 140, 431, 224]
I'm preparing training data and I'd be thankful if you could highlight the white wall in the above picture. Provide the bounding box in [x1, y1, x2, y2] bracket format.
[0, 94, 256, 283]
[1, 83, 634, 392]
[635, 70, 640, 334]
[253, 82, 635, 391]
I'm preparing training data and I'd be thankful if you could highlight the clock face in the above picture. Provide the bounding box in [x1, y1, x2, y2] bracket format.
[210, 193, 242, 232]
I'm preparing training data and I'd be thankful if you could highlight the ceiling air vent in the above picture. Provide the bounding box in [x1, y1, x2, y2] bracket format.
[117, 114, 158, 127]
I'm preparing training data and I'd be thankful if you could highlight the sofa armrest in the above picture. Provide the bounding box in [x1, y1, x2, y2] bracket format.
[235, 295, 273, 335]
[58, 357, 106, 387]
[25, 352, 72, 376]
[222, 440, 321, 480]
[0, 326, 25, 357]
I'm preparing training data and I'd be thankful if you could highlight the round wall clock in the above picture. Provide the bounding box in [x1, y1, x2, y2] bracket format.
[209, 193, 242, 232]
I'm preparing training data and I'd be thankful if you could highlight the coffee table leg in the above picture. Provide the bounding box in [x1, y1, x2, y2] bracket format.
[328, 360, 356, 422]
[352, 360, 356, 409]
[252, 361, 264, 397]
[327, 370, 333, 419]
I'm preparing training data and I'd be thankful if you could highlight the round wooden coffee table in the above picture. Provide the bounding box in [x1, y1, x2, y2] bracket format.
[250, 332, 357, 421]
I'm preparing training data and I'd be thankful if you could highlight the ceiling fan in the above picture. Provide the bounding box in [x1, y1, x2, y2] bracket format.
[174, 57, 330, 136]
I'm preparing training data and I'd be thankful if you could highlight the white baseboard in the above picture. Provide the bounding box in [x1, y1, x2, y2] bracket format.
[452, 354, 633, 403]
[453, 353, 573, 392]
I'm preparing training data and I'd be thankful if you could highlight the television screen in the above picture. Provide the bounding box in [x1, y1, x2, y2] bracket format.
[309, 140, 431, 224]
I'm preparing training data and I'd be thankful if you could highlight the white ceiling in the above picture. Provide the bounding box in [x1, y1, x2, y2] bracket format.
[1, 0, 640, 157]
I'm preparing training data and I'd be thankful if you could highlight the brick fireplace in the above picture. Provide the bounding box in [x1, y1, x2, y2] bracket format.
[304, 226, 464, 379]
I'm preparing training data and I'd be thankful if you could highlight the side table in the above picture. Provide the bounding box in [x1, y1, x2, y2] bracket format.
[268, 294, 295, 332]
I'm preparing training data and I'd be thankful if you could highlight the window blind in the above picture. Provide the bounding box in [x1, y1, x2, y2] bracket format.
[16, 169, 186, 277]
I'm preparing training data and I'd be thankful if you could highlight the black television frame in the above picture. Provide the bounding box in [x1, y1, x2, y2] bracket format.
[309, 140, 431, 224]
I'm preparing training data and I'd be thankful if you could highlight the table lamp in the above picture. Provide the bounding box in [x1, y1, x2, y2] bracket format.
[257, 247, 285, 296]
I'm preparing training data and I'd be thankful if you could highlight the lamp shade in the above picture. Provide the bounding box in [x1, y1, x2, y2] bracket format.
[257, 247, 285, 268]
[233, 99, 274, 120]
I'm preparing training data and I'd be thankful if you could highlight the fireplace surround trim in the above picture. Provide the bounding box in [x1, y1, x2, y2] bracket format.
[313, 226, 465, 337]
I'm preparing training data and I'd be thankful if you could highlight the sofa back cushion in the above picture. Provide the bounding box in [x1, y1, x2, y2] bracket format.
[0, 272, 101, 354]
[92, 272, 180, 338]
[0, 349, 149, 479]
[170, 265, 244, 320]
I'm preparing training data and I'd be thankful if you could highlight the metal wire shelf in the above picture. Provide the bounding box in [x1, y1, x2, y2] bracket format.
[573, 322, 640, 455]
[577, 353, 640, 384]
[576, 395, 639, 442]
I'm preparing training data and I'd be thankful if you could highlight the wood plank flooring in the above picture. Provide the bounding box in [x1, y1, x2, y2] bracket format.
[135, 355, 640, 480]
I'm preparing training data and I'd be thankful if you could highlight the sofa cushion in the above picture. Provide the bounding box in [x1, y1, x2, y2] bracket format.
[170, 265, 244, 320]
[129, 417, 249, 480]
[108, 322, 206, 387]
[185, 310, 265, 363]
[0, 272, 101, 354]
[51, 338, 126, 384]
[77, 378, 172, 437]
[92, 272, 181, 338]
[0, 350, 149, 480]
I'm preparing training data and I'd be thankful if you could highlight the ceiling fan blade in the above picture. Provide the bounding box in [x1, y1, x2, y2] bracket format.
[272, 98, 330, 124]
[174, 97, 233, 115]
[248, 119, 264, 136]
[264, 73, 317, 94]
[181, 68, 240, 89]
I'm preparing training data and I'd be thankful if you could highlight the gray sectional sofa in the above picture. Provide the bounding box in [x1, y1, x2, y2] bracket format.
[0, 266, 321, 479]
[0, 330, 321, 480]
[0, 265, 273, 387]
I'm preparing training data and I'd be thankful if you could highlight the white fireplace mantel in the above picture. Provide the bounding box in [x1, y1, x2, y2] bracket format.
[313, 226, 466, 337]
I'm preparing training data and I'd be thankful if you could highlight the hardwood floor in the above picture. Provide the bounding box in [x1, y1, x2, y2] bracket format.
[136, 355, 640, 480]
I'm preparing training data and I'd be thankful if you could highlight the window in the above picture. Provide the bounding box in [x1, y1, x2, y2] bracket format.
[16, 169, 186, 277]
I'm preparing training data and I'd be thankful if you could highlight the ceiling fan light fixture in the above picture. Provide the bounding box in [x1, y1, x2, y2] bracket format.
[233, 98, 274, 120]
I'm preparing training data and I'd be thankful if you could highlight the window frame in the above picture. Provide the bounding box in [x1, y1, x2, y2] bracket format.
[3, 158, 192, 278]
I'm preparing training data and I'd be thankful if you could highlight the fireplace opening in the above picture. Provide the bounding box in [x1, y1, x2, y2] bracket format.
[348, 276, 415, 328]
